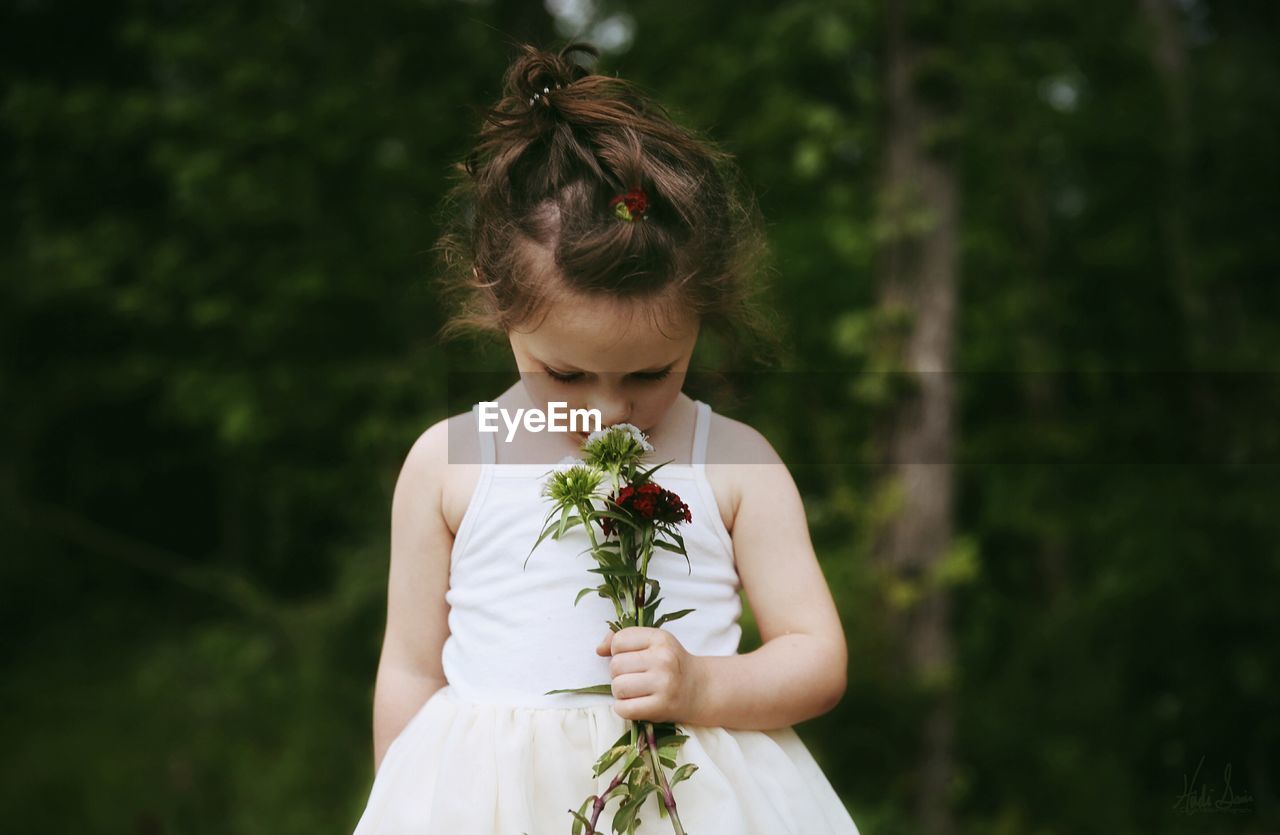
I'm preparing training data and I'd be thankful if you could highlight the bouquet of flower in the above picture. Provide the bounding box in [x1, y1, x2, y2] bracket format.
[526, 424, 699, 835]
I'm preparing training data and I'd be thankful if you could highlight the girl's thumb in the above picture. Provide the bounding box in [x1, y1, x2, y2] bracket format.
[596, 632, 612, 656]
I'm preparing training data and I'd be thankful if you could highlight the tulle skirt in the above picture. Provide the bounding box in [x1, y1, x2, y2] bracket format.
[352, 684, 860, 835]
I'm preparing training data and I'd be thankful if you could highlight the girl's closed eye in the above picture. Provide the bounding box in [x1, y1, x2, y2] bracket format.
[545, 366, 584, 384]
[544, 367, 671, 384]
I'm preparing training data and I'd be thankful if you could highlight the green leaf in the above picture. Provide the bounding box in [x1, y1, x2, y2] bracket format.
[611, 782, 656, 834]
[635, 459, 674, 482]
[524, 517, 563, 568]
[660, 530, 693, 574]
[597, 745, 641, 782]
[654, 733, 689, 754]
[588, 565, 642, 579]
[592, 744, 631, 777]
[618, 747, 641, 778]
[653, 539, 685, 554]
[554, 514, 585, 539]
[669, 762, 698, 787]
[569, 805, 593, 835]
[581, 543, 624, 563]
[544, 683, 614, 696]
[653, 608, 694, 627]
[592, 509, 643, 532]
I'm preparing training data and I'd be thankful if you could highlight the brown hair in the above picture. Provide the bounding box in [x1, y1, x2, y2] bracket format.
[434, 41, 779, 366]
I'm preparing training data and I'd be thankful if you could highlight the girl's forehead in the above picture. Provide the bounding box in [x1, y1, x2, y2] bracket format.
[514, 291, 699, 363]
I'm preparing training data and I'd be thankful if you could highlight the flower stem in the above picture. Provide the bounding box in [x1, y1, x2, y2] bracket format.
[643, 721, 686, 835]
[580, 499, 627, 624]
[587, 768, 627, 835]
[639, 526, 654, 576]
[579, 500, 603, 552]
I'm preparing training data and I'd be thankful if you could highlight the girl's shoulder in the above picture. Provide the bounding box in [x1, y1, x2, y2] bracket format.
[401, 410, 485, 538]
[701, 408, 787, 537]
[704, 408, 784, 466]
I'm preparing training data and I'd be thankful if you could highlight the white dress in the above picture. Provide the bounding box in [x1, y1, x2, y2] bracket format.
[352, 401, 861, 834]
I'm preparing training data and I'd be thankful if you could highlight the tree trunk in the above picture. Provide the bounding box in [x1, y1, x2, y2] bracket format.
[1139, 0, 1211, 363]
[875, 2, 960, 834]
[1017, 167, 1073, 609]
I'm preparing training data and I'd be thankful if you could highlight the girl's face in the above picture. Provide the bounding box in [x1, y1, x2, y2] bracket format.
[508, 291, 699, 438]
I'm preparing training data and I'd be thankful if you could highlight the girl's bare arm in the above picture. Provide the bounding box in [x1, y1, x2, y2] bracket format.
[686, 422, 848, 731]
[372, 418, 454, 772]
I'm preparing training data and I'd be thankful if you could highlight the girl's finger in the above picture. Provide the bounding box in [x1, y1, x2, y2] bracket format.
[613, 694, 662, 723]
[609, 626, 656, 654]
[607, 650, 648, 678]
[610, 671, 653, 700]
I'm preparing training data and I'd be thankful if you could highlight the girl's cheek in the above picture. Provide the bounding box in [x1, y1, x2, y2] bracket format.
[520, 373, 571, 408]
[636, 382, 683, 426]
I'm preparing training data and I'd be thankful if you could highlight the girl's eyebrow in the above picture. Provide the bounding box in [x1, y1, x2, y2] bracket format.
[539, 357, 678, 375]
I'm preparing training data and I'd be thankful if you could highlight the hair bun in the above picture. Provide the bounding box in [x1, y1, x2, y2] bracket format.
[503, 42, 596, 110]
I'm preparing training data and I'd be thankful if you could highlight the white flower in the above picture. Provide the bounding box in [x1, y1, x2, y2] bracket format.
[586, 422, 654, 452]
[552, 455, 584, 470]
[539, 462, 605, 504]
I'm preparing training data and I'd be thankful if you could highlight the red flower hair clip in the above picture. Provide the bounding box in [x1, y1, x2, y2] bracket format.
[609, 188, 649, 222]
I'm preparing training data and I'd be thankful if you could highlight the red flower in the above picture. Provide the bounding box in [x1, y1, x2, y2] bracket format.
[609, 188, 649, 221]
[599, 482, 691, 536]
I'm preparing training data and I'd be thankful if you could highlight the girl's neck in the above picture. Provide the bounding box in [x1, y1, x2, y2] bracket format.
[489, 383, 698, 466]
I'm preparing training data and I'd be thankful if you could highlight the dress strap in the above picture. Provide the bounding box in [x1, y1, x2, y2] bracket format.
[691, 400, 712, 466]
[471, 403, 495, 465]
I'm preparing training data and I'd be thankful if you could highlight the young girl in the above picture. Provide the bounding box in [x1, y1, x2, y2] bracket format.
[352, 42, 860, 835]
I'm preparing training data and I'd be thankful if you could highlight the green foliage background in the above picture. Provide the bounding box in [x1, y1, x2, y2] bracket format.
[1, 1, 1275, 833]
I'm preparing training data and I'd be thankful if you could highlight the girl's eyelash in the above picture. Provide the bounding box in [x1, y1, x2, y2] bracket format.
[544, 368, 671, 383]
[545, 367, 584, 383]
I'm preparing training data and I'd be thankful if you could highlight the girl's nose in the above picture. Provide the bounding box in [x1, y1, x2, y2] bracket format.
[591, 394, 631, 428]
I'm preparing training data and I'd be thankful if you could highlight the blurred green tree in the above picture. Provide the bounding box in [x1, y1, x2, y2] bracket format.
[1, 1, 1276, 833]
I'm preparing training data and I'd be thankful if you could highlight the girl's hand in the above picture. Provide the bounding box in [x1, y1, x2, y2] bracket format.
[597, 626, 703, 723]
